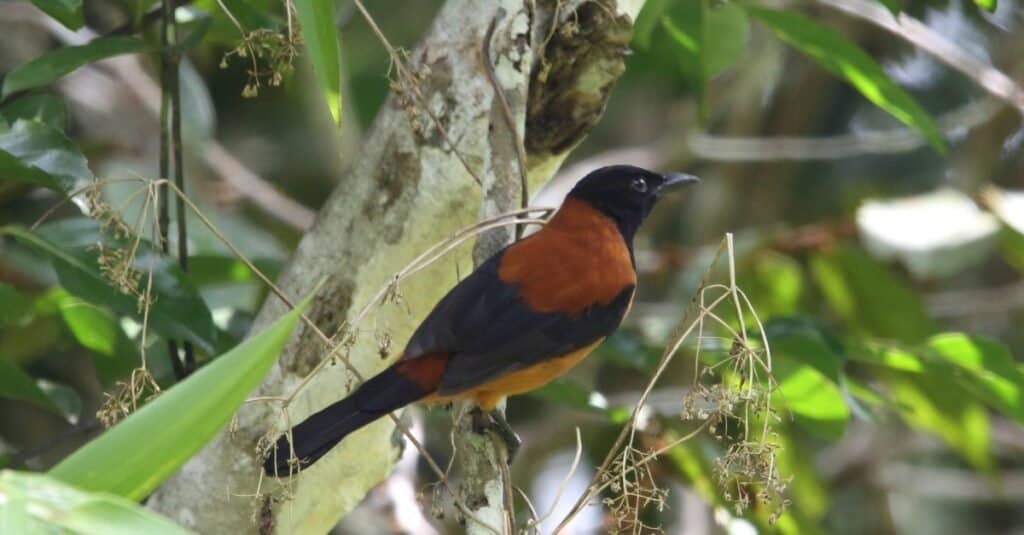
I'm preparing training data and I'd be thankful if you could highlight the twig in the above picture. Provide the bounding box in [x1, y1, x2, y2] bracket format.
[351, 0, 484, 187]
[160, 0, 187, 381]
[524, 427, 584, 530]
[481, 9, 531, 238]
[166, 6, 196, 374]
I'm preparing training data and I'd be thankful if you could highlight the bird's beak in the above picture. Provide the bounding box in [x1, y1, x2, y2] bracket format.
[657, 172, 700, 194]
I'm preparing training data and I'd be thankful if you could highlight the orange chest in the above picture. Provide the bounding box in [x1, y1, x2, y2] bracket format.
[498, 199, 636, 314]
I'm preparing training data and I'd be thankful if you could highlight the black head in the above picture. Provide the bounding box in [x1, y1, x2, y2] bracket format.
[567, 165, 699, 240]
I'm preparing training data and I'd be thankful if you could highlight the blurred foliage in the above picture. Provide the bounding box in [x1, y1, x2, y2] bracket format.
[0, 0, 1023, 533]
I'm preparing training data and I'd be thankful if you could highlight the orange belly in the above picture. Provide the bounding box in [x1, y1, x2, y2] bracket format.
[423, 338, 603, 410]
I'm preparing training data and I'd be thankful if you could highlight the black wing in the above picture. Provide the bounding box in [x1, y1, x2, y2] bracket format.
[402, 251, 634, 395]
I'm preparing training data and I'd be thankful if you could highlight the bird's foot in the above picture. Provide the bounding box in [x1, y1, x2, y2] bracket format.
[469, 407, 521, 464]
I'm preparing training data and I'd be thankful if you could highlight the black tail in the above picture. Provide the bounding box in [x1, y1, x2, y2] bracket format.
[262, 362, 432, 476]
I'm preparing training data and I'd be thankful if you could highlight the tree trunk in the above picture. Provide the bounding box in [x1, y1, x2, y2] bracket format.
[148, 1, 642, 533]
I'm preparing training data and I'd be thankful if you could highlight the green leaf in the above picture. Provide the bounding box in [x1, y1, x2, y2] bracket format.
[772, 357, 850, 439]
[30, 0, 84, 30]
[1, 220, 218, 353]
[849, 341, 925, 373]
[633, 0, 669, 49]
[2, 37, 147, 100]
[0, 93, 67, 131]
[0, 119, 92, 193]
[0, 471, 192, 534]
[764, 318, 843, 383]
[888, 372, 992, 470]
[743, 6, 945, 153]
[663, 14, 705, 120]
[294, 0, 342, 125]
[974, 0, 997, 11]
[809, 244, 936, 343]
[663, 0, 748, 121]
[49, 295, 310, 499]
[927, 333, 1024, 423]
[55, 291, 139, 385]
[741, 251, 805, 319]
[0, 360, 59, 413]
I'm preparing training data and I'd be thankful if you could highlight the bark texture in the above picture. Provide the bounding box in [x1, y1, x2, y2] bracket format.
[148, 1, 642, 533]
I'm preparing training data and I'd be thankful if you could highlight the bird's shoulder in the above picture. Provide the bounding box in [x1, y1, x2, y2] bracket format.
[498, 198, 636, 314]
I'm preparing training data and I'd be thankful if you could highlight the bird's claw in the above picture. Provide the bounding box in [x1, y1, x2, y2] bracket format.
[469, 407, 521, 464]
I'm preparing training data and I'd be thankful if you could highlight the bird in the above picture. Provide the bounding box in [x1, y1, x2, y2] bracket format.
[263, 165, 698, 476]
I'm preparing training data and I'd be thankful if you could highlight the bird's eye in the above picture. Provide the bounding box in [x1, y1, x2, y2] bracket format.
[630, 177, 648, 193]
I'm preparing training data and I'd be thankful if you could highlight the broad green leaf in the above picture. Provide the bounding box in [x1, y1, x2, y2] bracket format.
[0, 471, 192, 535]
[772, 357, 850, 439]
[29, 0, 84, 30]
[49, 295, 310, 499]
[764, 318, 843, 383]
[740, 251, 804, 319]
[294, 0, 342, 125]
[0, 360, 59, 413]
[852, 334, 1024, 424]
[2, 37, 147, 100]
[0, 119, 91, 193]
[809, 244, 936, 343]
[744, 6, 945, 153]
[663, 0, 748, 121]
[0, 93, 67, 131]
[633, 0, 669, 49]
[849, 341, 925, 373]
[888, 372, 992, 470]
[928, 333, 1024, 423]
[1, 220, 217, 353]
[55, 291, 139, 385]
